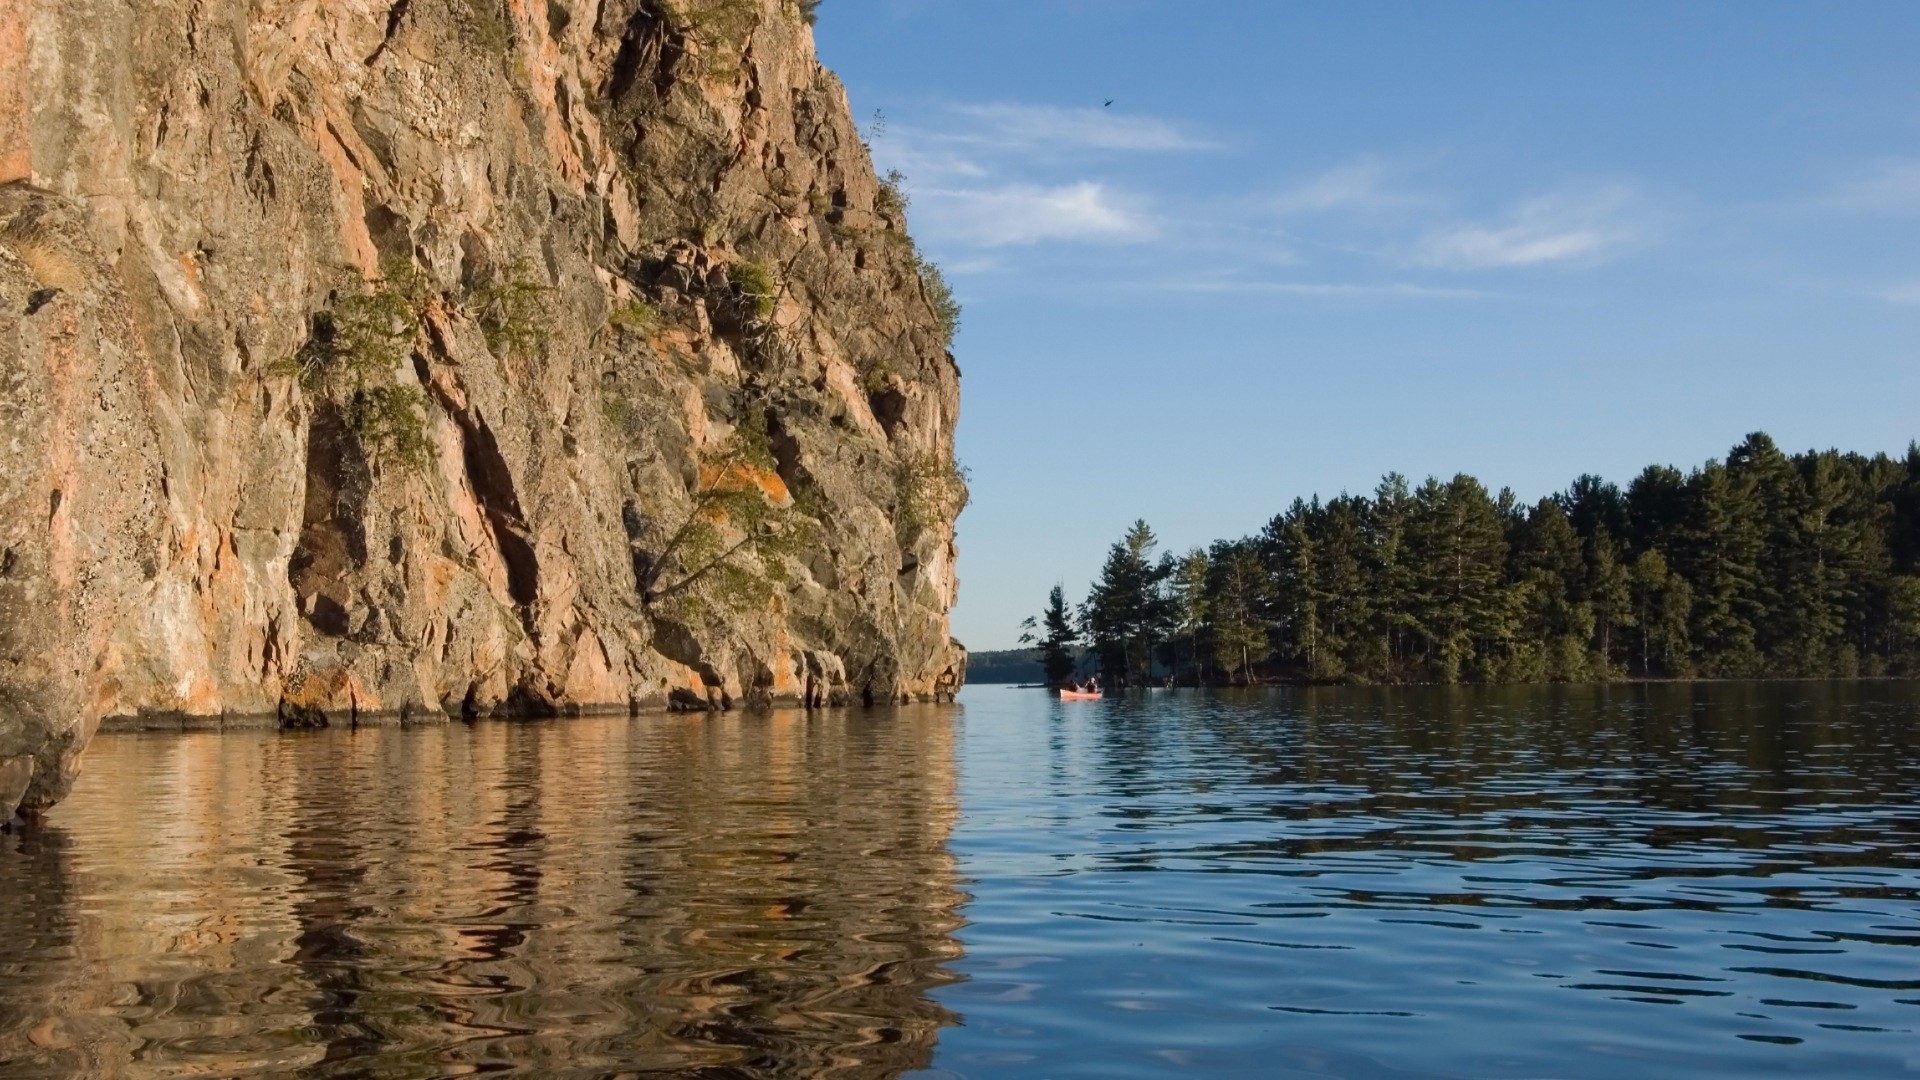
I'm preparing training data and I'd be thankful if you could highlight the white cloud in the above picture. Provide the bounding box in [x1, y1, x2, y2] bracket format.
[1272, 161, 1417, 215]
[939, 256, 1005, 276]
[1169, 279, 1493, 300]
[873, 102, 1209, 186]
[879, 141, 991, 185]
[1881, 280, 1920, 305]
[916, 182, 1154, 247]
[1831, 160, 1920, 214]
[949, 103, 1215, 153]
[1412, 187, 1642, 269]
[863, 101, 1198, 251]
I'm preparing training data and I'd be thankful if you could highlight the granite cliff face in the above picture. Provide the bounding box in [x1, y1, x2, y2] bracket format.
[0, 0, 966, 819]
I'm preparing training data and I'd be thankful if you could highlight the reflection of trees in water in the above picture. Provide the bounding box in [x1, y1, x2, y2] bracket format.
[1077, 684, 1920, 877]
[0, 709, 964, 1078]
[285, 774, 386, 1072]
[593, 712, 966, 1077]
[1146, 683, 1920, 807]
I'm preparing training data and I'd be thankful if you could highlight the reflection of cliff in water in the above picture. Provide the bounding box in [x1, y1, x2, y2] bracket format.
[0, 708, 966, 1078]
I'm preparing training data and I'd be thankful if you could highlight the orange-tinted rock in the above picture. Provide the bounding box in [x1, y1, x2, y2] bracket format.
[1, 0, 965, 814]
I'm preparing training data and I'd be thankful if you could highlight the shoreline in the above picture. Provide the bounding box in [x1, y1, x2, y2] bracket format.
[98, 698, 962, 736]
[966, 675, 1920, 691]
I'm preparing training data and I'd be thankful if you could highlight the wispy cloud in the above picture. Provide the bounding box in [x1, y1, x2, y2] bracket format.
[940, 256, 1006, 276]
[1412, 187, 1643, 269]
[1881, 280, 1920, 305]
[867, 100, 1204, 251]
[879, 143, 991, 184]
[915, 182, 1154, 247]
[1272, 161, 1421, 215]
[1829, 160, 1920, 215]
[1168, 279, 1494, 300]
[949, 103, 1215, 153]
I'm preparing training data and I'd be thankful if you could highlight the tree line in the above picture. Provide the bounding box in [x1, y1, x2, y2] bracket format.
[1023, 433, 1920, 687]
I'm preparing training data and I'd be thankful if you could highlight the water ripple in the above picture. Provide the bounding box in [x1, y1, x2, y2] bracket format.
[929, 682, 1920, 1079]
[0, 710, 966, 1078]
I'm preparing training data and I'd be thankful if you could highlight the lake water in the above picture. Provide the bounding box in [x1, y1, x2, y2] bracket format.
[2, 684, 1918, 1078]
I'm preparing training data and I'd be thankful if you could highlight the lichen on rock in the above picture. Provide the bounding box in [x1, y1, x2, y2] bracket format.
[0, 0, 966, 815]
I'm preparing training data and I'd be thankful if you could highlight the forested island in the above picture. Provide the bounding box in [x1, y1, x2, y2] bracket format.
[1021, 433, 1920, 687]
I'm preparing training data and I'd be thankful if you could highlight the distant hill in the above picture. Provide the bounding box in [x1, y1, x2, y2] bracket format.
[965, 649, 1046, 684]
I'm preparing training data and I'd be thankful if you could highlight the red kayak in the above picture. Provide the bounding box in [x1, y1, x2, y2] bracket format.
[1058, 689, 1103, 701]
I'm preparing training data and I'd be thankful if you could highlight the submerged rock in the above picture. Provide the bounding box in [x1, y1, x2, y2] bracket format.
[0, 0, 965, 814]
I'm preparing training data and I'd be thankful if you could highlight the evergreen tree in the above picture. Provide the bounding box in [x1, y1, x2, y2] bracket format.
[1850, 451, 1906, 674]
[1364, 473, 1419, 677]
[1678, 461, 1764, 675]
[1265, 500, 1324, 677]
[1316, 496, 1372, 679]
[1207, 541, 1271, 684]
[1081, 520, 1173, 685]
[1782, 451, 1863, 674]
[1727, 431, 1801, 659]
[1889, 575, 1920, 673]
[1515, 498, 1584, 593]
[1511, 498, 1588, 681]
[1586, 529, 1633, 675]
[1629, 549, 1692, 676]
[1894, 444, 1920, 575]
[1562, 474, 1630, 543]
[1042, 432, 1917, 686]
[1165, 547, 1213, 684]
[1019, 585, 1081, 688]
[1407, 476, 1514, 682]
[1627, 464, 1689, 554]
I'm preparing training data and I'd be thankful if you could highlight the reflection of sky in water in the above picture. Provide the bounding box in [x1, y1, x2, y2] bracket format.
[0, 710, 963, 1078]
[929, 683, 1920, 1079]
[2, 685, 1918, 1078]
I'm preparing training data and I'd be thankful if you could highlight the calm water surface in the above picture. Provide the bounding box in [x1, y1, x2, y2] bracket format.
[2, 684, 1918, 1078]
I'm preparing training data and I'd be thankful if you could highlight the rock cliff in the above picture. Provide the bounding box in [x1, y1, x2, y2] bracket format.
[0, 0, 966, 819]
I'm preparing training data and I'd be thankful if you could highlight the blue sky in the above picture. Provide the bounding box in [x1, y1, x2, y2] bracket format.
[813, 0, 1920, 651]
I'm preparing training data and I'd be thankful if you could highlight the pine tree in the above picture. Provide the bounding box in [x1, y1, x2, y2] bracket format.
[1630, 549, 1692, 676]
[1895, 444, 1920, 575]
[1889, 575, 1920, 673]
[1852, 451, 1905, 673]
[1365, 473, 1419, 676]
[1266, 500, 1324, 676]
[1081, 520, 1173, 685]
[1512, 498, 1587, 681]
[1316, 496, 1372, 679]
[1587, 528, 1633, 676]
[1019, 586, 1081, 688]
[1783, 450, 1861, 674]
[1407, 476, 1514, 682]
[1563, 474, 1630, 543]
[1043, 432, 1916, 686]
[1727, 431, 1801, 660]
[1165, 548, 1212, 684]
[1207, 541, 1271, 684]
[1679, 460, 1764, 675]
[1627, 464, 1690, 555]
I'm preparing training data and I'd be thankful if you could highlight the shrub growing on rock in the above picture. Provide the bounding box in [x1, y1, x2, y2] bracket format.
[470, 258, 551, 358]
[276, 263, 437, 473]
[727, 260, 779, 322]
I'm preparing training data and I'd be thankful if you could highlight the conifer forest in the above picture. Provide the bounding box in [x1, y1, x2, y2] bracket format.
[1033, 433, 1920, 686]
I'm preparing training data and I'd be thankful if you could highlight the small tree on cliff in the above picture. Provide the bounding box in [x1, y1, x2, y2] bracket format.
[1020, 585, 1081, 688]
[635, 410, 817, 615]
